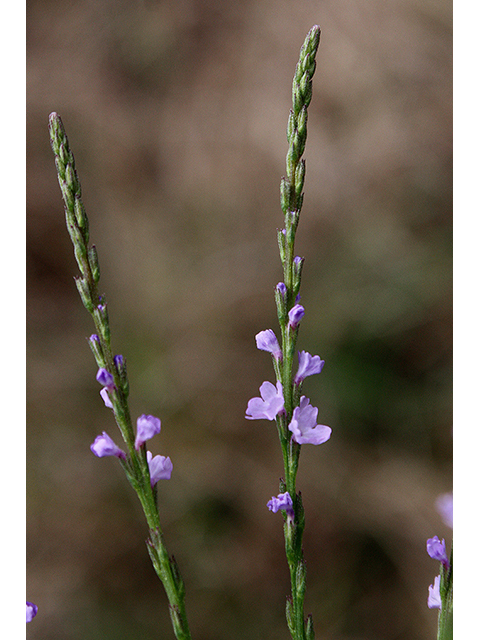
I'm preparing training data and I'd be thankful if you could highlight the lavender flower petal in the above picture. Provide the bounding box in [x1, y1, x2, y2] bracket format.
[436, 492, 453, 529]
[255, 329, 282, 359]
[246, 381, 285, 421]
[267, 491, 294, 518]
[96, 367, 115, 389]
[288, 396, 331, 445]
[135, 414, 162, 449]
[276, 282, 287, 298]
[90, 431, 126, 459]
[426, 536, 449, 567]
[26, 602, 38, 623]
[427, 575, 442, 609]
[288, 304, 305, 329]
[100, 387, 113, 408]
[294, 350, 325, 383]
[147, 451, 173, 485]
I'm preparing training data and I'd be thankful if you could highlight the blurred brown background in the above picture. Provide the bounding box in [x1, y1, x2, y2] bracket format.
[27, 1, 452, 639]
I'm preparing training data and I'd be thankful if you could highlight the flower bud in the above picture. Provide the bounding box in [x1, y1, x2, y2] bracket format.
[88, 334, 106, 368]
[88, 245, 100, 284]
[74, 276, 93, 312]
[288, 304, 305, 329]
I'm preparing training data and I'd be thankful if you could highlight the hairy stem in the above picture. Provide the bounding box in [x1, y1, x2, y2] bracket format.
[275, 25, 321, 640]
[49, 112, 192, 640]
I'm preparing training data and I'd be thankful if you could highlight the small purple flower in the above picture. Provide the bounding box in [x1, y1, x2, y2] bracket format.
[427, 575, 442, 610]
[26, 602, 38, 623]
[288, 304, 305, 329]
[426, 536, 449, 568]
[100, 387, 113, 409]
[147, 451, 173, 485]
[90, 432, 126, 459]
[96, 367, 115, 389]
[276, 282, 287, 298]
[267, 491, 294, 521]
[246, 381, 285, 421]
[288, 396, 332, 445]
[436, 492, 453, 529]
[255, 329, 282, 359]
[135, 414, 162, 449]
[294, 350, 325, 384]
[89, 334, 100, 344]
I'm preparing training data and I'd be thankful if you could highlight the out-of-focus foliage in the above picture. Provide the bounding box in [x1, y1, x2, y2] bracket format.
[27, 1, 451, 639]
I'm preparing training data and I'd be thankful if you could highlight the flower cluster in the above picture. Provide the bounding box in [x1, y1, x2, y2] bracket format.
[246, 330, 331, 447]
[426, 492, 453, 610]
[91, 369, 173, 485]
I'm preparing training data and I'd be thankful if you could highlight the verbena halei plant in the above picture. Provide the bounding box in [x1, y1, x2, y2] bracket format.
[26, 24, 453, 640]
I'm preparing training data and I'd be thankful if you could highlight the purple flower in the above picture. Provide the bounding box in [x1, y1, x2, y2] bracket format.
[147, 451, 173, 485]
[26, 602, 38, 623]
[288, 304, 305, 329]
[427, 575, 442, 610]
[436, 492, 453, 529]
[276, 282, 287, 298]
[90, 432, 126, 460]
[288, 396, 332, 445]
[255, 329, 282, 359]
[135, 414, 161, 449]
[100, 387, 113, 409]
[267, 492, 294, 520]
[294, 350, 325, 383]
[96, 367, 115, 389]
[246, 381, 285, 421]
[426, 536, 449, 568]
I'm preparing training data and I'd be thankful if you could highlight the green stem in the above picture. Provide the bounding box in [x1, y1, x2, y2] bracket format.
[437, 546, 453, 640]
[49, 111, 193, 640]
[274, 26, 321, 640]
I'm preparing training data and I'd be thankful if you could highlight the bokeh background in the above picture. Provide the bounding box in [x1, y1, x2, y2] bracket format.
[27, 1, 452, 638]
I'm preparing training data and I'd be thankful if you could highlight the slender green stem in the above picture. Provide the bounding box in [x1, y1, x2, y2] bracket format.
[437, 545, 453, 640]
[274, 25, 321, 640]
[49, 112, 192, 640]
